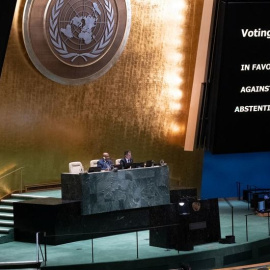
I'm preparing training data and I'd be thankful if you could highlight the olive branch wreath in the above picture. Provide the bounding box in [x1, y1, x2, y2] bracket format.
[49, 0, 115, 62]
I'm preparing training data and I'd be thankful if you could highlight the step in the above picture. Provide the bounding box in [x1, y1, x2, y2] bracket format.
[11, 193, 49, 200]
[0, 213, 13, 220]
[25, 182, 61, 192]
[0, 260, 40, 269]
[0, 220, 13, 227]
[0, 206, 13, 213]
[0, 233, 14, 244]
[0, 226, 11, 233]
[0, 199, 22, 206]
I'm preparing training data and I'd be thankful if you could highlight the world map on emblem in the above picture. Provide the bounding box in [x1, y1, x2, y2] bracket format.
[23, 0, 130, 84]
[46, 0, 116, 67]
[61, 14, 96, 45]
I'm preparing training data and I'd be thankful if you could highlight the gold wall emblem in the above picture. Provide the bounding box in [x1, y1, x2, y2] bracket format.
[23, 0, 131, 84]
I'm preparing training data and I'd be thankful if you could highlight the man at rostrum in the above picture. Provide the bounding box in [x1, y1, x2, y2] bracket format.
[120, 150, 133, 169]
[97, 152, 113, 171]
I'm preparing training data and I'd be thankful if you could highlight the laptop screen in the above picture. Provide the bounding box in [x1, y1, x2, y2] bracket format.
[88, 167, 101, 173]
[145, 160, 153, 167]
[130, 162, 145, 168]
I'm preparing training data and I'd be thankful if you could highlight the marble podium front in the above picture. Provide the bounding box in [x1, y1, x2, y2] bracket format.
[61, 166, 170, 215]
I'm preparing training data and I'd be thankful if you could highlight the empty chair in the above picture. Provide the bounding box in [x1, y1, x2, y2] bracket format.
[69, 161, 84, 174]
[90, 159, 99, 167]
[115, 158, 121, 165]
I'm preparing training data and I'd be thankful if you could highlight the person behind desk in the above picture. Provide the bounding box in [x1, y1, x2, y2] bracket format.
[97, 152, 113, 171]
[120, 150, 133, 169]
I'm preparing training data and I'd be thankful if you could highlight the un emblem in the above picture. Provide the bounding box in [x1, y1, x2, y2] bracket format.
[23, 0, 131, 84]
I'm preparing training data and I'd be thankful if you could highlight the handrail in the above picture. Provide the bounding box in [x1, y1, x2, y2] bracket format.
[0, 167, 24, 180]
[224, 197, 234, 237]
[0, 231, 41, 269]
[38, 223, 183, 264]
[236, 181, 270, 204]
[236, 181, 241, 200]
[36, 232, 46, 265]
[245, 213, 254, 242]
[0, 167, 24, 194]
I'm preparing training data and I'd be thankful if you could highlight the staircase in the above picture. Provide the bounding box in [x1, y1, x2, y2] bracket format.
[0, 193, 49, 244]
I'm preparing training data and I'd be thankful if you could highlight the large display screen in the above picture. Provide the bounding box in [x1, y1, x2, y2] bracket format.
[0, 0, 17, 77]
[205, 0, 270, 153]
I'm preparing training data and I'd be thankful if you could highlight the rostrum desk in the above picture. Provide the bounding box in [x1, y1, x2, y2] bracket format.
[14, 165, 220, 248]
[14, 166, 171, 244]
[61, 165, 170, 215]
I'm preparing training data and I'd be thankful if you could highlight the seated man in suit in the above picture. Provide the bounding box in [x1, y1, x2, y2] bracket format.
[120, 150, 133, 169]
[97, 152, 113, 171]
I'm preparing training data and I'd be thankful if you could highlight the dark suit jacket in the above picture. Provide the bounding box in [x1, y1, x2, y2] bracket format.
[120, 158, 133, 169]
[97, 159, 112, 170]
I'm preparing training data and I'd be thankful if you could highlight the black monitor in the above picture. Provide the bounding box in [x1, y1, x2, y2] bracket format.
[145, 160, 154, 167]
[88, 167, 101, 173]
[131, 162, 144, 168]
[123, 162, 144, 169]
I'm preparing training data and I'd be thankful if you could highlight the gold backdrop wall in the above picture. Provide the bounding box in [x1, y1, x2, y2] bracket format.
[0, 0, 204, 197]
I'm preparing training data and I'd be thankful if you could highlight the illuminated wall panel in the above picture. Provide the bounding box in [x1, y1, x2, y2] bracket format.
[0, 0, 204, 197]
